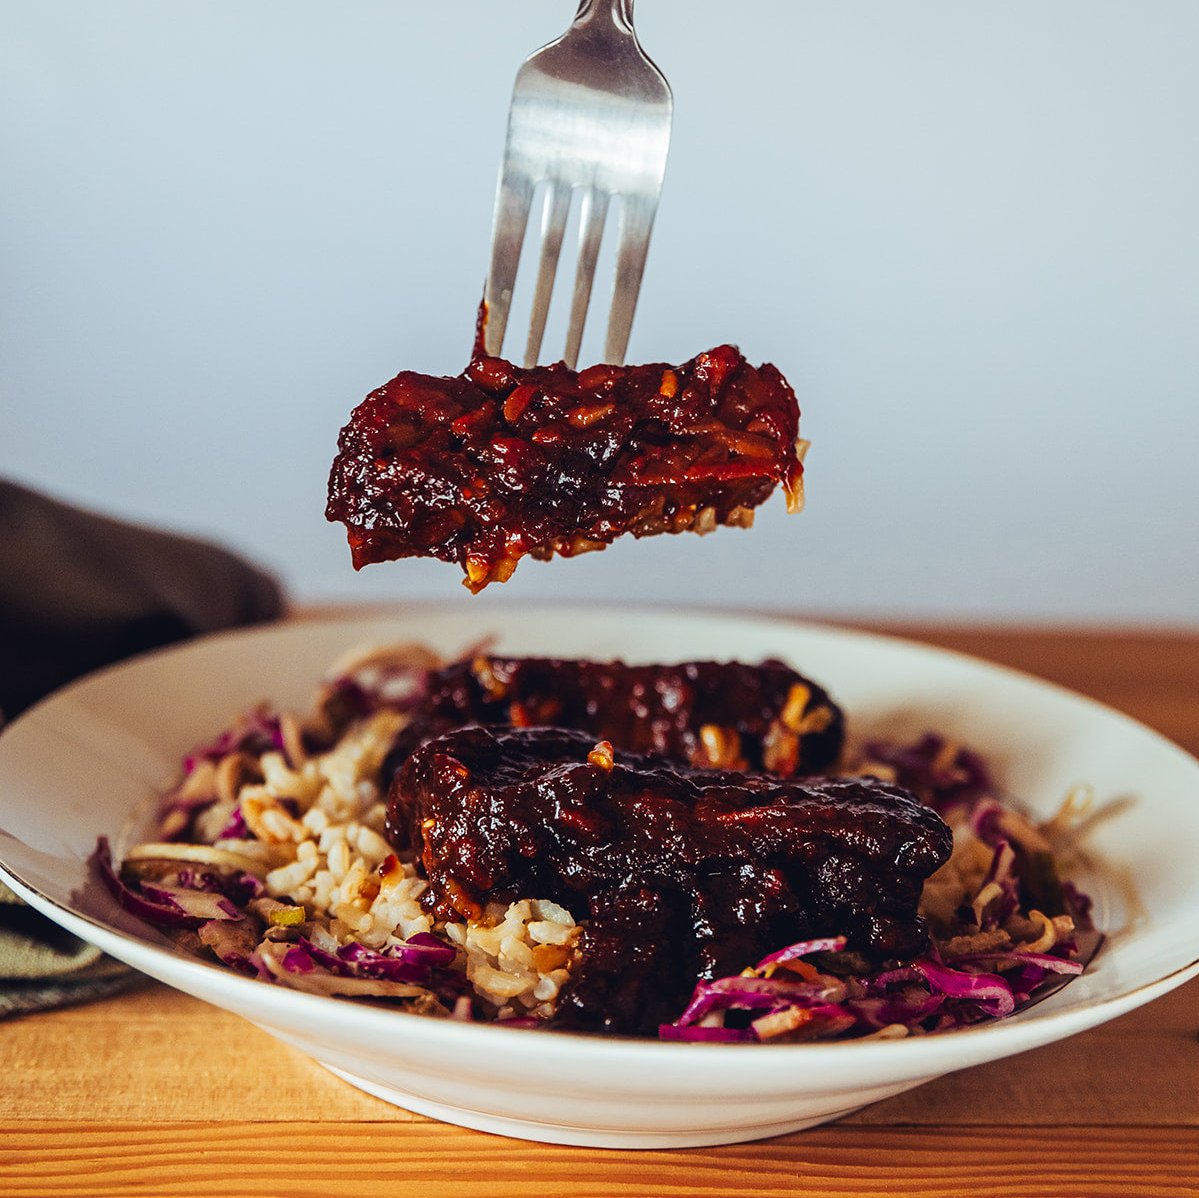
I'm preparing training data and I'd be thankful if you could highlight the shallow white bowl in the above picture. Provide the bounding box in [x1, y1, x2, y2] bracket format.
[1, 606, 1197, 1149]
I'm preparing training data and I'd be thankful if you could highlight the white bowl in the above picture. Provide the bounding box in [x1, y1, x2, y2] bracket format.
[1, 606, 1196, 1149]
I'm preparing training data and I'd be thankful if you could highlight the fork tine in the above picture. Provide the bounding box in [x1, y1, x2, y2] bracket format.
[563, 187, 610, 370]
[604, 194, 657, 366]
[523, 181, 572, 368]
[483, 169, 535, 358]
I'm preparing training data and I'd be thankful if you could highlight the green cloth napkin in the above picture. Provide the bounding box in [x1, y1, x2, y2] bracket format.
[0, 879, 142, 1017]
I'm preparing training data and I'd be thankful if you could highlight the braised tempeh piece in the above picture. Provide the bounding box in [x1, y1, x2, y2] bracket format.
[392, 726, 953, 1034]
[326, 343, 804, 591]
[387, 654, 844, 782]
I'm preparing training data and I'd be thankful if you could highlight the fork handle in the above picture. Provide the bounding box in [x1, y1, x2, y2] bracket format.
[574, 0, 635, 32]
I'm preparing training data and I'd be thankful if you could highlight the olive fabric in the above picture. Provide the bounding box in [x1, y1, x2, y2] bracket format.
[0, 480, 284, 721]
[0, 879, 142, 1017]
[0, 480, 285, 1015]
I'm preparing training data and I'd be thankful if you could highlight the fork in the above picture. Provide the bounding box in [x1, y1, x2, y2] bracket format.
[482, 0, 673, 369]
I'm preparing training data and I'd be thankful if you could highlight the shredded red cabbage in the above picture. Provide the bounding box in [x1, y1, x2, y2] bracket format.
[173, 866, 263, 903]
[324, 662, 430, 721]
[659, 917, 1087, 1042]
[913, 958, 1016, 1019]
[137, 880, 242, 922]
[950, 949, 1083, 976]
[158, 793, 218, 842]
[281, 934, 456, 987]
[216, 806, 250, 840]
[1061, 879, 1095, 930]
[92, 838, 226, 928]
[970, 798, 1007, 846]
[659, 1024, 757, 1042]
[861, 732, 992, 813]
[198, 920, 269, 978]
[181, 708, 286, 775]
[755, 936, 847, 968]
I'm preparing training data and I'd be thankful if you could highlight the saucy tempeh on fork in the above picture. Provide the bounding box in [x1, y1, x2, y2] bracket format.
[326, 339, 805, 591]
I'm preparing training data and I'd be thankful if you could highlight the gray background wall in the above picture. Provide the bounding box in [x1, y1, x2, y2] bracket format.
[2, 1, 1196, 622]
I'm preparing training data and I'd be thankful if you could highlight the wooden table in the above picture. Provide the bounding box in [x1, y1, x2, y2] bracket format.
[3, 622, 1197, 1198]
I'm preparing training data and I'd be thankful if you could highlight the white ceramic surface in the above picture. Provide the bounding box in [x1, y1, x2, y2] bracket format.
[1, 606, 1196, 1149]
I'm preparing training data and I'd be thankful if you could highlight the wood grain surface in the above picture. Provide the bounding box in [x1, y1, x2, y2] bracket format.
[4, 1124, 1196, 1198]
[2, 620, 1197, 1198]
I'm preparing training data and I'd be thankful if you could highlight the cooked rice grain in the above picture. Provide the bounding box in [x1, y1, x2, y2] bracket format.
[165, 705, 582, 1016]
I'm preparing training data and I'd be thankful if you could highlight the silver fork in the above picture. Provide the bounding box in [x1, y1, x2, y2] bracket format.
[482, 0, 673, 369]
